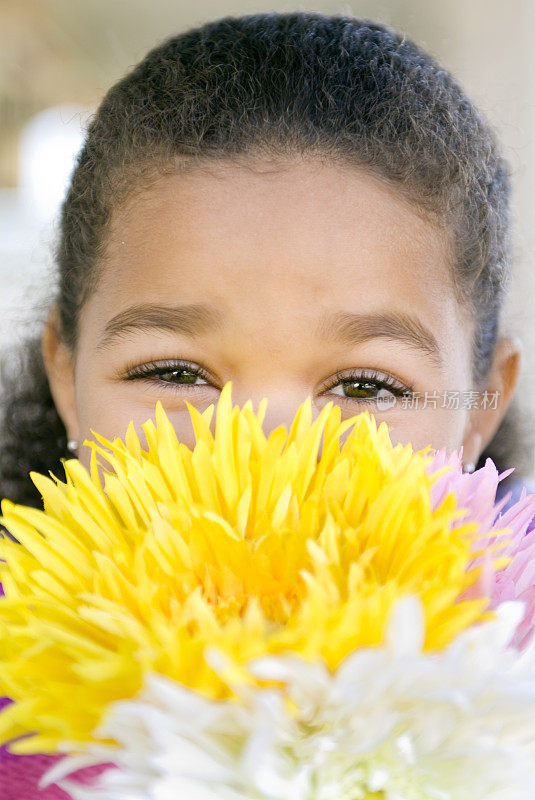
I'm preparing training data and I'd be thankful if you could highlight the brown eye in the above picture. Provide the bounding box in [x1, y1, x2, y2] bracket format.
[156, 369, 205, 385]
[325, 368, 413, 406]
[122, 360, 212, 388]
[337, 380, 382, 399]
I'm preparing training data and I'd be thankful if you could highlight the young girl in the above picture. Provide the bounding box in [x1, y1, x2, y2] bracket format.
[1, 10, 534, 797]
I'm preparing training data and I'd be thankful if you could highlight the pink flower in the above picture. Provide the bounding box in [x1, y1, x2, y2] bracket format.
[427, 449, 535, 651]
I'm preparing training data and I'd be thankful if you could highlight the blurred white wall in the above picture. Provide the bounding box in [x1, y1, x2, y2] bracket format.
[421, 0, 535, 405]
[0, 104, 89, 350]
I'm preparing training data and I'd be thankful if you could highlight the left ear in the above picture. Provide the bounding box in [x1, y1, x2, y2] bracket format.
[461, 335, 523, 466]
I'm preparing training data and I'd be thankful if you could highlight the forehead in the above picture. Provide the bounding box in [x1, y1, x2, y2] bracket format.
[89, 160, 467, 354]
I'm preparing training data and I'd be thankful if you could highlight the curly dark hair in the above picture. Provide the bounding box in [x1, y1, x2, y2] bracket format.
[1, 10, 533, 509]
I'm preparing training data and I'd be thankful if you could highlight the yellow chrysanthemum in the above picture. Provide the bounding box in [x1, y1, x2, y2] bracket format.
[0, 382, 503, 754]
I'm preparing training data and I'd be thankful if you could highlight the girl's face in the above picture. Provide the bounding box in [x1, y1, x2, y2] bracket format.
[44, 160, 520, 469]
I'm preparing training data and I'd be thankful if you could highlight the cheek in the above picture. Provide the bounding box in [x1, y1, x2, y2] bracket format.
[73, 353, 202, 470]
[76, 400, 200, 472]
[384, 406, 469, 457]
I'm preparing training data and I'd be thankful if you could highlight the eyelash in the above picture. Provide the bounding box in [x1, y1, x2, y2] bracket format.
[323, 368, 414, 403]
[121, 359, 414, 406]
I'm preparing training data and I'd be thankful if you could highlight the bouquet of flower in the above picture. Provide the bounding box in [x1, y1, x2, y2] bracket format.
[1, 382, 535, 800]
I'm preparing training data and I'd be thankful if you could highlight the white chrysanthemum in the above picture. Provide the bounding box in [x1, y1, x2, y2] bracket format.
[44, 598, 535, 800]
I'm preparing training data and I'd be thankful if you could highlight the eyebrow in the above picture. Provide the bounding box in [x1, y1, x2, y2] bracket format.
[96, 302, 224, 351]
[97, 302, 442, 367]
[317, 309, 443, 367]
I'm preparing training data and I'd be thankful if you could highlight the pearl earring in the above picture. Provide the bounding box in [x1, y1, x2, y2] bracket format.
[462, 461, 475, 474]
[67, 440, 79, 454]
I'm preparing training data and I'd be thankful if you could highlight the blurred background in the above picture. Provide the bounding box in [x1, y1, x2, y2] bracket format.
[1, 0, 534, 474]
